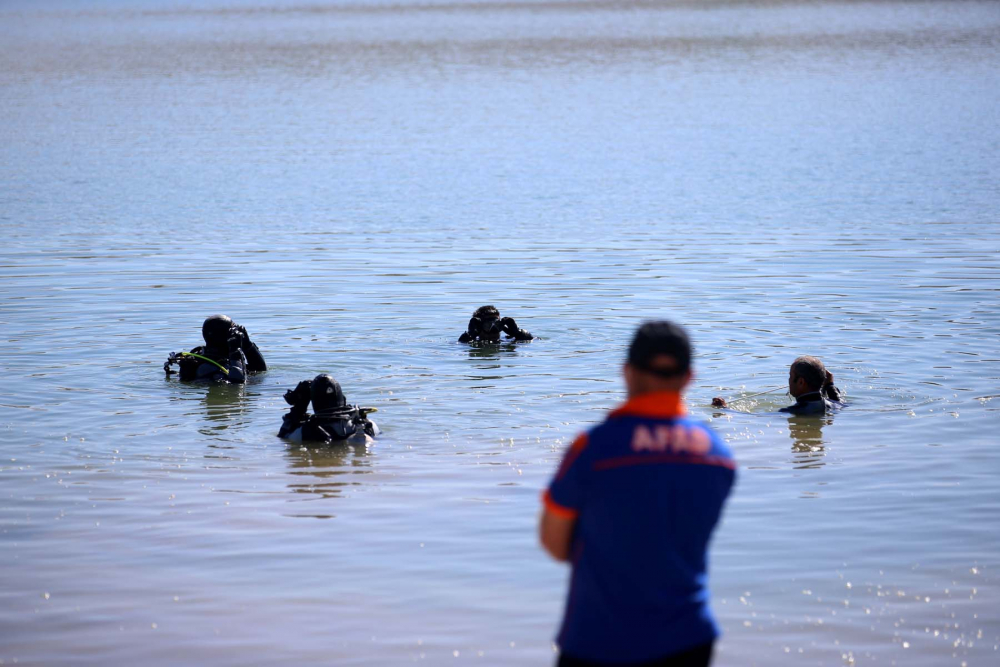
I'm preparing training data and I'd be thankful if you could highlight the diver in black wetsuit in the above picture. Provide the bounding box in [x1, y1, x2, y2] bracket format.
[164, 315, 267, 384]
[458, 305, 534, 343]
[278, 374, 379, 444]
[712, 355, 844, 414]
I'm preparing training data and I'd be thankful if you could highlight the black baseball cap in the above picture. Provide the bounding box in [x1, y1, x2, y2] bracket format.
[627, 320, 692, 378]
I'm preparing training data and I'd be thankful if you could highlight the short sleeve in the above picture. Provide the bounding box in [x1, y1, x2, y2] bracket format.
[544, 433, 591, 519]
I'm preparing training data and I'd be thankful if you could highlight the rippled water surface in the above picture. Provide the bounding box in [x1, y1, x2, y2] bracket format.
[2, 0, 999, 665]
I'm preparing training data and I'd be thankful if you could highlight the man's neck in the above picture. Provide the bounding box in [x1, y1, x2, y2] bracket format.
[614, 390, 686, 419]
[796, 390, 824, 403]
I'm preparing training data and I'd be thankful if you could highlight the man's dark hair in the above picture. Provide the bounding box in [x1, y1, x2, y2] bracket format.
[473, 305, 500, 320]
[791, 356, 827, 391]
[628, 320, 692, 378]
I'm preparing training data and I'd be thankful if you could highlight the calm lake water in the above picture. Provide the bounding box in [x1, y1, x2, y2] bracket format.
[2, 0, 999, 664]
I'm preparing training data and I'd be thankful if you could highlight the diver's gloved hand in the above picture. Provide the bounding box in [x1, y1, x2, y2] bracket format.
[228, 324, 249, 348]
[458, 318, 477, 342]
[231, 323, 249, 342]
[164, 352, 180, 374]
[466, 317, 482, 338]
[278, 411, 304, 438]
[501, 317, 533, 340]
[480, 317, 502, 340]
[227, 331, 244, 353]
[283, 380, 313, 410]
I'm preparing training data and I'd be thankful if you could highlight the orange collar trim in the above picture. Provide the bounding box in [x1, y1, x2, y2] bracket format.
[609, 391, 686, 419]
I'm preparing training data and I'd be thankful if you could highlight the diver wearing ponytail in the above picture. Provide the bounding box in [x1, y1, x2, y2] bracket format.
[780, 356, 844, 415]
[711, 356, 844, 413]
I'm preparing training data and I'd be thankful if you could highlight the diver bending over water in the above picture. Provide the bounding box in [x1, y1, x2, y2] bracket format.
[164, 315, 267, 383]
[713, 355, 844, 415]
[458, 305, 534, 343]
[278, 374, 379, 445]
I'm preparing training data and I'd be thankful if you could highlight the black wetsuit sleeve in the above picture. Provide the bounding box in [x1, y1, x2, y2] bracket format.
[224, 347, 247, 384]
[459, 317, 480, 342]
[242, 335, 267, 373]
[824, 384, 843, 402]
[278, 382, 312, 437]
[501, 317, 534, 341]
[278, 408, 307, 437]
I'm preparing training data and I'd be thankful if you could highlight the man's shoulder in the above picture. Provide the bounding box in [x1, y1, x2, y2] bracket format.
[600, 412, 720, 435]
[584, 416, 634, 447]
[674, 416, 733, 462]
[591, 413, 733, 464]
[782, 398, 832, 415]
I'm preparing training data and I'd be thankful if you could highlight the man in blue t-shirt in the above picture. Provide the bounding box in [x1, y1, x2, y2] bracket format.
[540, 321, 736, 667]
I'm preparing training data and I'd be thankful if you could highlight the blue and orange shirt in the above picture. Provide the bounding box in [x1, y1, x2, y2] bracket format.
[544, 391, 736, 663]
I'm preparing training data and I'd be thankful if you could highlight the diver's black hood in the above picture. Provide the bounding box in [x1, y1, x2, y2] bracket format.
[311, 374, 347, 412]
[202, 314, 233, 349]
